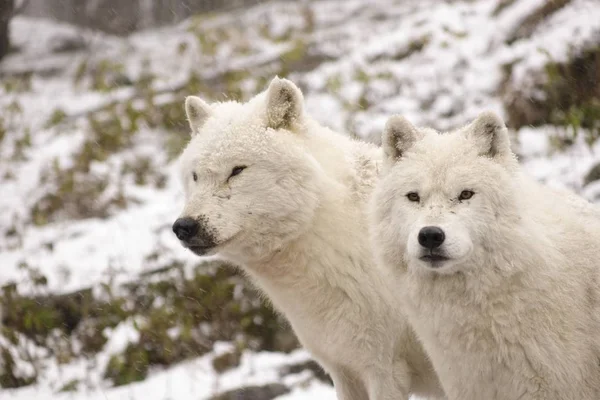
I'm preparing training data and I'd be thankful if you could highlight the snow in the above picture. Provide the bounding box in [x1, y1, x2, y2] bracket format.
[2, 344, 334, 400]
[519, 127, 600, 193]
[1, 0, 600, 398]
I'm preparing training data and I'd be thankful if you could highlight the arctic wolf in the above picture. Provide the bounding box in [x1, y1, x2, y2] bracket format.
[369, 111, 600, 400]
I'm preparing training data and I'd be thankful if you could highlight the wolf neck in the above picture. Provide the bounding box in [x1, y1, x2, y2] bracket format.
[246, 189, 388, 321]
[243, 128, 389, 319]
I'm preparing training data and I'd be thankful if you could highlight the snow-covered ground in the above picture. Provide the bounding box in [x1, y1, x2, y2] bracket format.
[1, 0, 600, 399]
[4, 340, 335, 400]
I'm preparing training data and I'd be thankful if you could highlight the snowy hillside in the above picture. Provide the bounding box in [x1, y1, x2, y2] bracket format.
[1, 0, 599, 399]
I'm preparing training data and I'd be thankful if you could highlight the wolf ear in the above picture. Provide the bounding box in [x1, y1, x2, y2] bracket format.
[265, 77, 304, 130]
[382, 115, 420, 165]
[465, 111, 511, 159]
[185, 96, 212, 136]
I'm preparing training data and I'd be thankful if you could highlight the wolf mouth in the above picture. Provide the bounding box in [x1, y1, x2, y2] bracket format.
[186, 244, 214, 256]
[184, 232, 240, 256]
[419, 253, 450, 264]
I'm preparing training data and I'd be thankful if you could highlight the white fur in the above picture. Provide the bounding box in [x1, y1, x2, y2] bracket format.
[175, 77, 445, 400]
[369, 112, 600, 400]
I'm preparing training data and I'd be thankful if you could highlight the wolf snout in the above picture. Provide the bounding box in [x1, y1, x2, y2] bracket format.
[418, 226, 445, 249]
[172, 217, 199, 241]
[172, 217, 218, 254]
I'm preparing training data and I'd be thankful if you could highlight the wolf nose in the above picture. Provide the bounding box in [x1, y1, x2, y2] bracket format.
[418, 226, 445, 249]
[172, 217, 199, 242]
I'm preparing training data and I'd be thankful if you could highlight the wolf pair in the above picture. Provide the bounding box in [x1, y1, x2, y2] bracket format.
[172, 77, 600, 400]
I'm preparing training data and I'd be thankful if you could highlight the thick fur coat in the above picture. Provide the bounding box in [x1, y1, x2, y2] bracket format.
[369, 112, 600, 400]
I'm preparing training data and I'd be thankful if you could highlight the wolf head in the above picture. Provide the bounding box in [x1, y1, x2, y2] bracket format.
[173, 77, 324, 262]
[370, 111, 520, 275]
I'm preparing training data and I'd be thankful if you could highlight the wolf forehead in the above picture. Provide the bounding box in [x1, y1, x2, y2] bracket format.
[181, 129, 271, 162]
[389, 134, 488, 181]
[178, 121, 289, 171]
[398, 114, 511, 159]
[378, 111, 519, 198]
[401, 131, 485, 162]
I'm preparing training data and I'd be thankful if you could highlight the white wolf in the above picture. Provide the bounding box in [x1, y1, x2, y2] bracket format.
[172, 77, 445, 400]
[369, 111, 600, 400]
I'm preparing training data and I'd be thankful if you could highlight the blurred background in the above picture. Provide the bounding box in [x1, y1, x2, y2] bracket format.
[0, 0, 599, 399]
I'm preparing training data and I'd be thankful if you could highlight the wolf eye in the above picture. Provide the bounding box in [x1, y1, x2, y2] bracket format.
[229, 166, 246, 179]
[192, 172, 198, 182]
[459, 190, 474, 201]
[406, 192, 420, 202]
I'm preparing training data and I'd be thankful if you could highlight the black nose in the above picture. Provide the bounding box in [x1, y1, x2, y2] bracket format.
[172, 217, 199, 242]
[418, 226, 445, 249]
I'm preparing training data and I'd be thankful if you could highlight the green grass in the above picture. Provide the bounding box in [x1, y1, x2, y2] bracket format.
[0, 260, 297, 389]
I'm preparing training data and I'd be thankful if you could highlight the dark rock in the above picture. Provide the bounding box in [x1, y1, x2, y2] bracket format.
[209, 383, 290, 400]
[280, 359, 333, 385]
[584, 163, 600, 186]
[212, 349, 242, 374]
[271, 329, 300, 354]
[50, 34, 87, 53]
